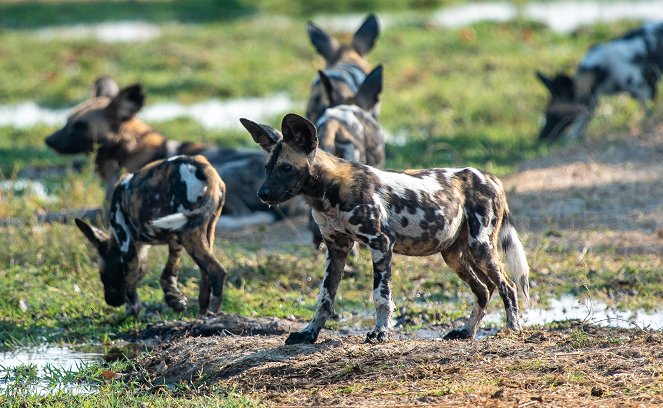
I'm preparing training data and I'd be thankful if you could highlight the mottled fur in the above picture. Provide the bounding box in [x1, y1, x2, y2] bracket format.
[241, 114, 530, 344]
[75, 155, 227, 316]
[306, 14, 380, 124]
[537, 22, 663, 142]
[45, 77, 286, 220]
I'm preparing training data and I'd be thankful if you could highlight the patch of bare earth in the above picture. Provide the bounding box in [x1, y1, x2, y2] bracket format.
[138, 324, 663, 406]
[505, 122, 663, 254]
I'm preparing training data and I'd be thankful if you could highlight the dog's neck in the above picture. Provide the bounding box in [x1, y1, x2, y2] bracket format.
[301, 148, 358, 210]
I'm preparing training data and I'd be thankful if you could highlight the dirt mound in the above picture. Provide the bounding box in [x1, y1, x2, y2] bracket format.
[133, 313, 299, 343]
[138, 323, 663, 406]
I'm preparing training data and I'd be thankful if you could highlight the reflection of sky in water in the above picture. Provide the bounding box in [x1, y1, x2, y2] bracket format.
[0, 346, 103, 395]
[485, 295, 663, 330]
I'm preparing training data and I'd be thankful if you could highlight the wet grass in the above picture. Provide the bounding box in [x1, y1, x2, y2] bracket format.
[0, 1, 661, 404]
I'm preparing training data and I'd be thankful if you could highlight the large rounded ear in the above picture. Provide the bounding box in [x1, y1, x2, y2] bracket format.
[355, 64, 383, 111]
[281, 113, 318, 156]
[552, 74, 575, 100]
[318, 70, 335, 105]
[106, 84, 145, 122]
[352, 13, 379, 56]
[91, 76, 120, 98]
[308, 20, 340, 63]
[536, 70, 555, 93]
[239, 118, 282, 152]
[75, 218, 108, 251]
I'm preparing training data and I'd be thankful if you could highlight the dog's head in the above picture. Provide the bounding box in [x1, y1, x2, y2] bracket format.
[45, 77, 145, 154]
[240, 114, 318, 205]
[75, 218, 126, 307]
[536, 71, 585, 143]
[318, 64, 383, 114]
[308, 13, 379, 68]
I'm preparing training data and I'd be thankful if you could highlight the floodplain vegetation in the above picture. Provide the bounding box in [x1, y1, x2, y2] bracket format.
[0, 1, 661, 406]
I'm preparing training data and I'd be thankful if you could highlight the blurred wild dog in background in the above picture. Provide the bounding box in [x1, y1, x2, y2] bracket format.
[306, 14, 380, 124]
[46, 76, 300, 228]
[537, 22, 663, 143]
[76, 155, 227, 316]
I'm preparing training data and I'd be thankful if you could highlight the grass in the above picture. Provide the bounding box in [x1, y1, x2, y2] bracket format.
[0, 0, 661, 404]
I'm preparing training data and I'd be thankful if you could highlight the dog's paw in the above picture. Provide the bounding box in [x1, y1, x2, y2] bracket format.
[165, 294, 187, 312]
[443, 328, 473, 340]
[209, 295, 223, 314]
[285, 330, 318, 345]
[365, 330, 390, 344]
[125, 302, 142, 317]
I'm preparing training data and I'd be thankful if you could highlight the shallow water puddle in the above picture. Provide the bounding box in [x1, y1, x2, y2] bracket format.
[0, 345, 103, 395]
[0, 179, 56, 202]
[35, 21, 161, 43]
[0, 95, 297, 130]
[431, 0, 663, 33]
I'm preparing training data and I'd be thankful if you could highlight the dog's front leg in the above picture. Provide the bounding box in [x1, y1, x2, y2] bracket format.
[285, 234, 353, 345]
[366, 234, 394, 343]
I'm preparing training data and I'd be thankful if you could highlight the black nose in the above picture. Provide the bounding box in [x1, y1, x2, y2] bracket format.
[257, 186, 271, 201]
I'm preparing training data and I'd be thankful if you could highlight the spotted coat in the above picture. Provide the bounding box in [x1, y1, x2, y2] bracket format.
[241, 114, 530, 344]
[75, 155, 227, 316]
[537, 22, 663, 142]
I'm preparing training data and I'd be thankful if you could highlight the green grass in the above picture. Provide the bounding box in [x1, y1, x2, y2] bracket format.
[0, 1, 661, 403]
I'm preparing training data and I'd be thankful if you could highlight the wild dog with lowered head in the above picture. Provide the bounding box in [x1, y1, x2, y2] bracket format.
[45, 77, 284, 224]
[311, 65, 386, 249]
[537, 22, 663, 143]
[75, 155, 227, 316]
[241, 114, 530, 344]
[306, 14, 380, 124]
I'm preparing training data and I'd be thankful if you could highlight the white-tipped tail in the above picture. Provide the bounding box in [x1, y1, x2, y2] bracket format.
[500, 214, 530, 303]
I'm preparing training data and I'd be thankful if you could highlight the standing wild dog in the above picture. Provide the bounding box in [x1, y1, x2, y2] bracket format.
[45, 76, 289, 224]
[311, 64, 386, 249]
[75, 155, 227, 316]
[537, 22, 663, 143]
[241, 114, 530, 344]
[306, 14, 380, 124]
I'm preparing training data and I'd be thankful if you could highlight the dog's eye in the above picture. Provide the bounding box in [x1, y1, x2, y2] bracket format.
[281, 164, 293, 173]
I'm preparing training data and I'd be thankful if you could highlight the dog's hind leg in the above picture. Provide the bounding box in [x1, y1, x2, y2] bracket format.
[160, 240, 187, 312]
[285, 233, 354, 345]
[442, 243, 493, 340]
[182, 232, 228, 315]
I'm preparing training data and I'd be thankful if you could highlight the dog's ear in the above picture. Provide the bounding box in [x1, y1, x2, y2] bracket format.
[75, 218, 108, 252]
[355, 65, 383, 111]
[536, 71, 555, 93]
[106, 84, 145, 122]
[281, 113, 318, 156]
[552, 74, 575, 100]
[91, 76, 120, 98]
[308, 20, 340, 63]
[240, 118, 282, 152]
[352, 14, 379, 56]
[318, 70, 335, 106]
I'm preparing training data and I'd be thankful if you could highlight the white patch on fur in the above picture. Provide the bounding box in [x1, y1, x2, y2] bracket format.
[500, 221, 530, 303]
[112, 210, 131, 253]
[119, 173, 133, 186]
[317, 105, 364, 135]
[179, 163, 207, 203]
[150, 213, 188, 230]
[167, 154, 184, 161]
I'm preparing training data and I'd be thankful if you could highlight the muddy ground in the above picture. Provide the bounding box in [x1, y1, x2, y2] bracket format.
[129, 123, 663, 406]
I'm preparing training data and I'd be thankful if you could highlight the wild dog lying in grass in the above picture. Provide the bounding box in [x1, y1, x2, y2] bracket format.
[75, 155, 227, 316]
[537, 22, 663, 143]
[306, 13, 380, 124]
[241, 114, 530, 344]
[45, 76, 292, 226]
[311, 65, 386, 249]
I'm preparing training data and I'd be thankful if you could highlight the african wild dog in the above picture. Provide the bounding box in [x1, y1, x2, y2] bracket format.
[537, 22, 663, 143]
[75, 155, 227, 316]
[45, 76, 292, 225]
[310, 64, 386, 249]
[306, 13, 380, 124]
[241, 114, 530, 344]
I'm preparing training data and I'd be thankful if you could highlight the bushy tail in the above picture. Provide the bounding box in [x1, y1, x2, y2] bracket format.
[499, 212, 530, 303]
